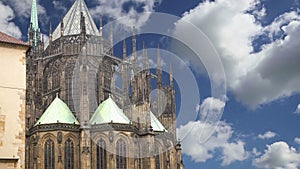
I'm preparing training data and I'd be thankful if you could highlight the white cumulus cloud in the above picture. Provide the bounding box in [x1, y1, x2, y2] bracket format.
[258, 131, 277, 140]
[173, 0, 300, 108]
[1, 0, 46, 18]
[0, 1, 22, 38]
[253, 141, 300, 169]
[177, 120, 248, 165]
[90, 0, 160, 29]
[294, 137, 300, 145]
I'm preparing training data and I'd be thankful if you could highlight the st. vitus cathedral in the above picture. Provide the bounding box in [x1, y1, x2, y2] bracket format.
[25, 0, 184, 168]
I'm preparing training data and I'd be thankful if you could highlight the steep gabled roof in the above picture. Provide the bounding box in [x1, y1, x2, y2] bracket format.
[35, 96, 79, 126]
[150, 111, 167, 132]
[90, 96, 130, 124]
[52, 0, 99, 40]
[0, 32, 28, 46]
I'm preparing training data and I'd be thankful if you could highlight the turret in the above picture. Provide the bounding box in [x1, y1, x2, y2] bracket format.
[80, 12, 86, 35]
[49, 22, 52, 44]
[109, 24, 114, 55]
[60, 17, 64, 37]
[157, 44, 162, 90]
[170, 64, 174, 88]
[99, 16, 103, 37]
[28, 23, 34, 47]
[132, 26, 138, 74]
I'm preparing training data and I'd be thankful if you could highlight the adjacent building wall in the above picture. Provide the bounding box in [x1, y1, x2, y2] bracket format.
[0, 43, 28, 169]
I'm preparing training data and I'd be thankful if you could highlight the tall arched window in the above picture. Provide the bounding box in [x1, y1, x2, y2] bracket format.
[116, 139, 127, 169]
[97, 139, 107, 169]
[155, 146, 161, 169]
[44, 138, 55, 169]
[64, 138, 74, 169]
[65, 64, 74, 111]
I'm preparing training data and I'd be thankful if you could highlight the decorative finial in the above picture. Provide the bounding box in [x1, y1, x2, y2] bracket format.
[56, 92, 59, 98]
[170, 64, 174, 87]
[123, 37, 127, 60]
[99, 15, 103, 36]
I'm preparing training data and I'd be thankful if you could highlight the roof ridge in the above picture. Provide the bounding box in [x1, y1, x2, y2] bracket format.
[52, 0, 99, 41]
[0, 32, 28, 46]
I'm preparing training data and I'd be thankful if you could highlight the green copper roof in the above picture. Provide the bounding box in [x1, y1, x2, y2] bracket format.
[30, 0, 39, 31]
[35, 96, 79, 126]
[90, 96, 130, 124]
[150, 111, 167, 132]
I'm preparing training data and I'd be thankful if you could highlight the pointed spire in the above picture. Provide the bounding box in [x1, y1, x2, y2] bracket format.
[80, 12, 86, 34]
[142, 41, 149, 69]
[157, 44, 162, 89]
[132, 26, 138, 72]
[49, 22, 53, 43]
[99, 16, 103, 37]
[29, 0, 40, 51]
[28, 22, 34, 46]
[123, 38, 127, 60]
[60, 17, 64, 36]
[30, 0, 39, 31]
[170, 64, 174, 87]
[109, 23, 114, 54]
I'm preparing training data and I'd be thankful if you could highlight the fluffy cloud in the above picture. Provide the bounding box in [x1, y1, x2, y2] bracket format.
[198, 97, 225, 123]
[90, 0, 160, 29]
[293, 104, 300, 114]
[253, 141, 300, 169]
[258, 131, 277, 140]
[1, 0, 46, 18]
[0, 1, 21, 38]
[294, 137, 300, 145]
[177, 120, 248, 165]
[174, 0, 300, 108]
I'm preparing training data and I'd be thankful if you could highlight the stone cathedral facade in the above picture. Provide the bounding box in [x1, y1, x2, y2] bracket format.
[25, 0, 184, 169]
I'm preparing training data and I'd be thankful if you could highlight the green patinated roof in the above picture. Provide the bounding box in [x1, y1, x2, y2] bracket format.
[90, 96, 130, 124]
[35, 96, 79, 126]
[150, 111, 167, 132]
[30, 0, 39, 31]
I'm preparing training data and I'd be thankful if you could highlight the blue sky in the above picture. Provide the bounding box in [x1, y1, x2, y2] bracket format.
[1, 0, 300, 168]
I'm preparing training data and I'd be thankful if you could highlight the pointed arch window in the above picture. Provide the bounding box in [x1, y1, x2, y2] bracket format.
[64, 138, 74, 169]
[97, 139, 107, 169]
[116, 139, 127, 169]
[65, 64, 74, 111]
[44, 138, 55, 169]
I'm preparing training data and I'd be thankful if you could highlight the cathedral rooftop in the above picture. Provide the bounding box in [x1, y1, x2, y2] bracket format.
[150, 111, 167, 132]
[35, 95, 80, 126]
[52, 0, 99, 41]
[90, 96, 130, 124]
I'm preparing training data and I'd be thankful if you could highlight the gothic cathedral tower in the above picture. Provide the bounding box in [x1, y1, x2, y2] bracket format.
[25, 0, 184, 169]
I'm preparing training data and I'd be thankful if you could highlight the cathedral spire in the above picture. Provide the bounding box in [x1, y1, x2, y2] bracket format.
[30, 0, 39, 32]
[99, 16, 103, 37]
[170, 64, 174, 88]
[49, 22, 52, 43]
[123, 38, 127, 60]
[109, 23, 114, 55]
[142, 41, 147, 69]
[132, 26, 138, 73]
[157, 44, 162, 89]
[29, 0, 40, 51]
